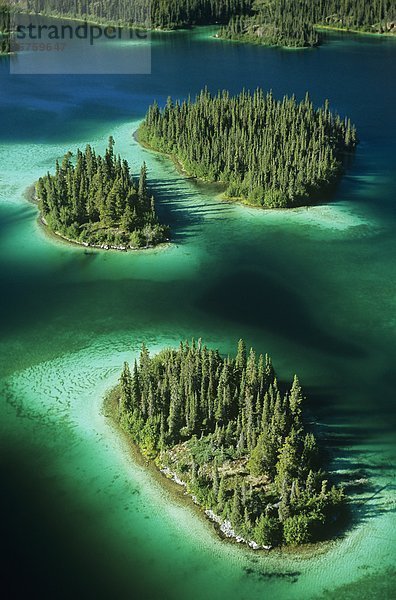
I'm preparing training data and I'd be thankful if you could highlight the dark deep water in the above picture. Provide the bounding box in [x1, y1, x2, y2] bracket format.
[0, 26, 395, 599]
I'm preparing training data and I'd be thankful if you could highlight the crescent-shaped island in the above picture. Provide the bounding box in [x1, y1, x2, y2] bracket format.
[110, 340, 345, 549]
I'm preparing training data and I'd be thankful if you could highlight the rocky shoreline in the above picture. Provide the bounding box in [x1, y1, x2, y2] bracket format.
[159, 466, 271, 551]
[39, 216, 169, 253]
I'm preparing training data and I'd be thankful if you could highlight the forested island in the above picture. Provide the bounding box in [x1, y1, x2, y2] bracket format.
[35, 138, 170, 250]
[138, 88, 357, 209]
[113, 340, 345, 548]
[16, 0, 396, 47]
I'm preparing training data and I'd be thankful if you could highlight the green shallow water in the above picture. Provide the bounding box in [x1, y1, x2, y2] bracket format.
[0, 25, 395, 599]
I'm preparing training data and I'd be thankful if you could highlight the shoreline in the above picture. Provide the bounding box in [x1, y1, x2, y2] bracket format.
[26, 185, 171, 254]
[103, 386, 339, 559]
[315, 24, 396, 39]
[214, 22, 396, 49]
[214, 32, 316, 51]
[14, 10, 201, 34]
[103, 387, 268, 552]
[6, 12, 395, 53]
[37, 215, 170, 254]
[135, 129, 200, 182]
[136, 128, 342, 211]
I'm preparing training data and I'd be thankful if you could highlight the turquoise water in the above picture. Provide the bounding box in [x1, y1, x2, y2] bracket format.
[0, 26, 395, 599]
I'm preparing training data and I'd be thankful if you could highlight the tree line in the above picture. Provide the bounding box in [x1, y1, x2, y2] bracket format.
[139, 87, 357, 209]
[19, 0, 396, 45]
[116, 340, 345, 547]
[24, 0, 251, 30]
[35, 137, 170, 249]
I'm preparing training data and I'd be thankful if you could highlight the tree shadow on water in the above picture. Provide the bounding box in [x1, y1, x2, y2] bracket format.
[302, 396, 396, 541]
[196, 268, 366, 359]
[148, 176, 233, 244]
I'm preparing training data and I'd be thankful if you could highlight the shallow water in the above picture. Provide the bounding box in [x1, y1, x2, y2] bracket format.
[0, 26, 395, 599]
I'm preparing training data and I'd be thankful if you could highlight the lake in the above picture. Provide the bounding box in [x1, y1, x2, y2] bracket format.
[0, 24, 395, 599]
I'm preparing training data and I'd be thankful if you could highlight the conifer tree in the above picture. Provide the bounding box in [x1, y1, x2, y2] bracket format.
[217, 476, 227, 513]
[235, 339, 247, 371]
[120, 362, 132, 413]
[230, 487, 243, 528]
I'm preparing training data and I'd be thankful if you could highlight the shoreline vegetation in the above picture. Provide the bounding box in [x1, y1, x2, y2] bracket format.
[104, 386, 339, 557]
[34, 138, 170, 252]
[315, 23, 396, 38]
[110, 340, 346, 550]
[15, 0, 249, 31]
[136, 131, 271, 210]
[138, 88, 357, 210]
[36, 214, 170, 253]
[215, 24, 396, 49]
[3, 1, 393, 51]
[104, 387, 270, 551]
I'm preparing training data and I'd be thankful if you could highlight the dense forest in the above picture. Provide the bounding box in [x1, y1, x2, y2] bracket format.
[12, 0, 396, 46]
[219, 0, 396, 48]
[21, 0, 251, 30]
[139, 88, 357, 209]
[35, 138, 170, 249]
[116, 340, 345, 547]
[219, 0, 319, 48]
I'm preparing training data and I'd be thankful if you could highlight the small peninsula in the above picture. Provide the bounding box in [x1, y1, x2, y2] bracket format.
[113, 340, 345, 548]
[218, 0, 319, 48]
[219, 0, 396, 48]
[138, 88, 357, 209]
[35, 138, 170, 250]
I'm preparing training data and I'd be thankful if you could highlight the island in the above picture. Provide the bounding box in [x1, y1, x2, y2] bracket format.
[138, 88, 358, 209]
[35, 138, 170, 250]
[111, 340, 345, 548]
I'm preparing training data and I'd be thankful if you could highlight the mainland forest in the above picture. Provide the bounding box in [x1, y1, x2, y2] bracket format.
[0, 1, 10, 53]
[35, 138, 170, 249]
[138, 88, 357, 209]
[115, 340, 345, 547]
[22, 0, 251, 29]
[14, 0, 396, 47]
